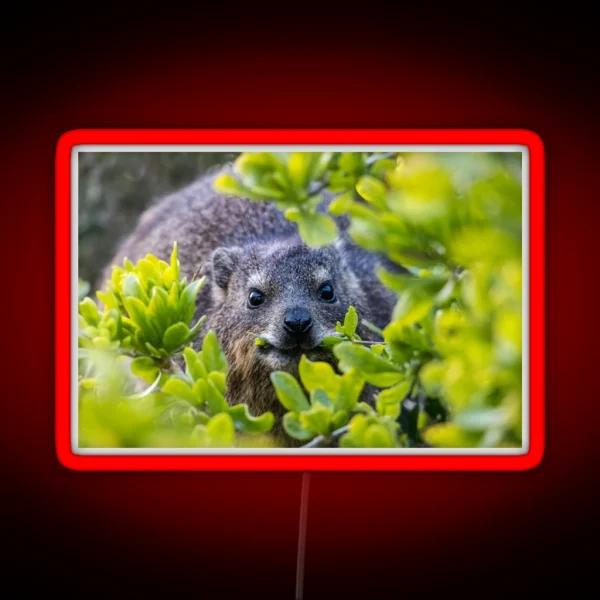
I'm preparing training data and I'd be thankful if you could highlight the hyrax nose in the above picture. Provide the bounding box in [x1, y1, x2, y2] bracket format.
[283, 308, 313, 337]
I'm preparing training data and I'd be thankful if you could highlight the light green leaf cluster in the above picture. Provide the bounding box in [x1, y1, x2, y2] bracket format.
[223, 151, 523, 449]
[79, 243, 206, 359]
[271, 356, 365, 442]
[213, 152, 398, 248]
[268, 350, 416, 448]
[151, 331, 275, 435]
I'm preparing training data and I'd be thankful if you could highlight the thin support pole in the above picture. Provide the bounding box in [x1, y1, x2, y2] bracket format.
[295, 472, 311, 600]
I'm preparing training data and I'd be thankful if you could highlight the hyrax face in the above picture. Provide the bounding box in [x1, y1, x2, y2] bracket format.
[209, 238, 360, 371]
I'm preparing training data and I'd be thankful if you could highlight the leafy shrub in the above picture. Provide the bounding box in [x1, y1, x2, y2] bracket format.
[78, 150, 522, 449]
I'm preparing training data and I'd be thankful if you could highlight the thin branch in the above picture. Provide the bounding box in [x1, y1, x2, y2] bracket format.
[301, 425, 350, 449]
[168, 357, 191, 382]
[307, 180, 330, 198]
[322, 338, 385, 348]
[365, 152, 397, 166]
[125, 371, 162, 400]
[408, 376, 419, 399]
[117, 350, 144, 359]
[306, 153, 398, 200]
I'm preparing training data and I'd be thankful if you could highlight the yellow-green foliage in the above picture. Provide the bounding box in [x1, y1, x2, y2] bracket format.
[78, 151, 522, 449]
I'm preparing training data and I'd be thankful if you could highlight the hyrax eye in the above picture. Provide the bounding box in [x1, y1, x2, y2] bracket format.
[318, 283, 336, 302]
[248, 290, 265, 308]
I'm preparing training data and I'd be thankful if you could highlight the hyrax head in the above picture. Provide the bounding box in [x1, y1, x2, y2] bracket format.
[209, 237, 361, 371]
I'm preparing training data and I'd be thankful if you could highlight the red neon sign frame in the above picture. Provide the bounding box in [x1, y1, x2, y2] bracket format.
[55, 129, 545, 471]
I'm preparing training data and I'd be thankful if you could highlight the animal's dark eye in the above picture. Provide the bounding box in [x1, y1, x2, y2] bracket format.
[318, 283, 336, 302]
[248, 290, 265, 308]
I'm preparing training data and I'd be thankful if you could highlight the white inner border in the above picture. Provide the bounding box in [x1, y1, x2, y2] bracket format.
[71, 144, 529, 456]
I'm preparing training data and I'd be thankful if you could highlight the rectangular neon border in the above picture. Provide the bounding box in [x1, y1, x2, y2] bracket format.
[55, 129, 544, 471]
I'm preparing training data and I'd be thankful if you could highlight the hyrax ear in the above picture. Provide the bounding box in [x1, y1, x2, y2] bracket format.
[211, 246, 242, 290]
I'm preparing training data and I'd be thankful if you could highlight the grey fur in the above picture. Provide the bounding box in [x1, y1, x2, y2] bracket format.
[101, 162, 407, 443]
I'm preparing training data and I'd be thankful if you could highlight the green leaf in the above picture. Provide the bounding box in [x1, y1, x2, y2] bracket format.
[228, 404, 274, 433]
[137, 258, 161, 285]
[188, 315, 207, 340]
[206, 413, 235, 446]
[369, 158, 397, 178]
[206, 378, 229, 414]
[163, 267, 177, 288]
[147, 286, 170, 333]
[328, 191, 355, 216]
[356, 175, 387, 209]
[213, 174, 248, 196]
[202, 330, 228, 373]
[364, 424, 396, 447]
[334, 369, 365, 412]
[162, 378, 197, 404]
[79, 298, 99, 326]
[342, 306, 358, 339]
[283, 412, 315, 441]
[384, 322, 435, 364]
[123, 274, 150, 305]
[310, 389, 334, 410]
[179, 278, 204, 325]
[300, 404, 331, 436]
[288, 152, 317, 190]
[123, 296, 159, 347]
[392, 294, 435, 327]
[334, 342, 404, 387]
[378, 402, 401, 418]
[183, 346, 207, 381]
[130, 356, 160, 385]
[376, 380, 411, 406]
[192, 378, 209, 406]
[339, 414, 369, 447]
[167, 282, 180, 317]
[320, 335, 344, 348]
[331, 410, 350, 430]
[163, 323, 191, 353]
[421, 423, 480, 448]
[339, 152, 364, 173]
[295, 211, 338, 247]
[298, 355, 340, 398]
[270, 372, 310, 412]
[170, 242, 180, 281]
[208, 371, 227, 396]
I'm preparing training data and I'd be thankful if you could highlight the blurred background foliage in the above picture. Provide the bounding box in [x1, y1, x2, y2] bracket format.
[78, 151, 238, 286]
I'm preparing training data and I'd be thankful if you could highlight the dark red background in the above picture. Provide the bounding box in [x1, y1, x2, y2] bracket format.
[3, 10, 598, 598]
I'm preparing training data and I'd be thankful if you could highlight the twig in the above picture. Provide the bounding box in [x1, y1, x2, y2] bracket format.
[365, 152, 397, 166]
[169, 358, 191, 382]
[301, 425, 350, 448]
[306, 152, 397, 199]
[408, 374, 420, 399]
[322, 338, 385, 348]
[116, 350, 143, 359]
[124, 371, 161, 400]
[348, 339, 385, 346]
[307, 180, 330, 198]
